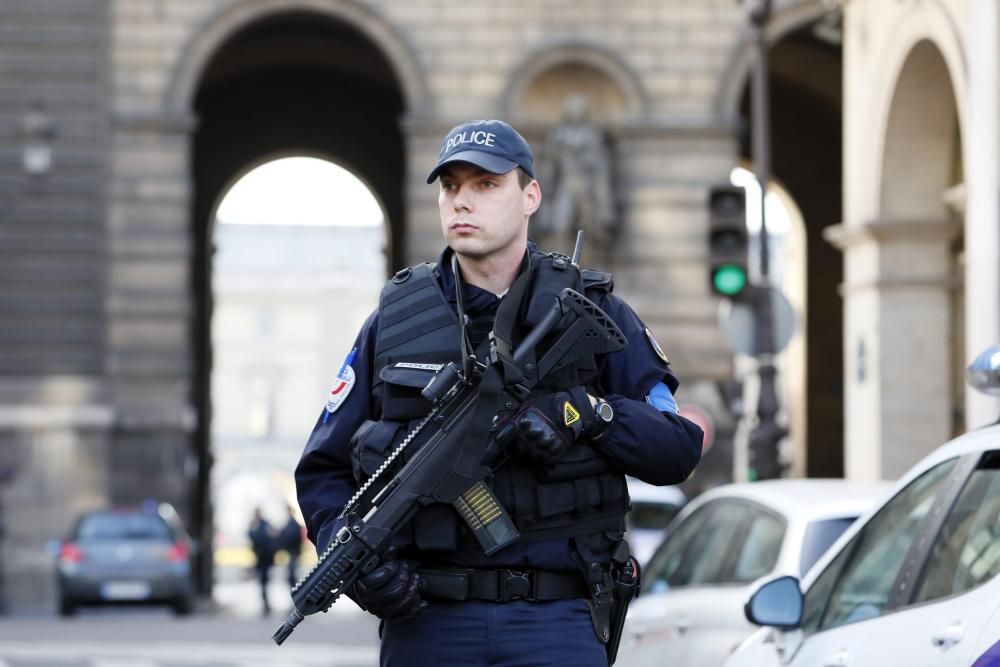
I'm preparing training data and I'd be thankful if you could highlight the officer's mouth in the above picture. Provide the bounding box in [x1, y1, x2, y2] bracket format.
[450, 223, 478, 232]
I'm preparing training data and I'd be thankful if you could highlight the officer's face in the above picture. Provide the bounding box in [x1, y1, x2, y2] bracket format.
[438, 163, 541, 261]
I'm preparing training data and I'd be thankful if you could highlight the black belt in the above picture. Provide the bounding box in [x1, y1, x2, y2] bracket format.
[417, 567, 589, 603]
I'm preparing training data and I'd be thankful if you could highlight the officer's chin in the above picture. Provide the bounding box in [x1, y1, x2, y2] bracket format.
[448, 238, 491, 260]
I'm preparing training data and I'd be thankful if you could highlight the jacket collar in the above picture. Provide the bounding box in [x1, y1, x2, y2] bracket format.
[436, 243, 535, 311]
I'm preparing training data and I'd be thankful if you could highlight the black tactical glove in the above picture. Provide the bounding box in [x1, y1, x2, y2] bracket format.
[511, 387, 598, 463]
[350, 547, 427, 620]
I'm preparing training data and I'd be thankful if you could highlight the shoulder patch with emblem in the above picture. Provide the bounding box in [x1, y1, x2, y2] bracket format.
[645, 327, 670, 364]
[325, 348, 358, 415]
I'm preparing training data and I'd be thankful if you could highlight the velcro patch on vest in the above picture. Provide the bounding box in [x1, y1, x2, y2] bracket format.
[563, 401, 581, 426]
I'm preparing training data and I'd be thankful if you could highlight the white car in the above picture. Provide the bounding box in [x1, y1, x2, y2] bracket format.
[729, 422, 1000, 667]
[626, 477, 686, 565]
[618, 479, 891, 667]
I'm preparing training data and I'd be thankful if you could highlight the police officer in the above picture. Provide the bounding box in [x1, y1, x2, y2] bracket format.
[296, 119, 703, 666]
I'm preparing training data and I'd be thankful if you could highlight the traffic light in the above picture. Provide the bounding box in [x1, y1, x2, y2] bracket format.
[708, 185, 749, 297]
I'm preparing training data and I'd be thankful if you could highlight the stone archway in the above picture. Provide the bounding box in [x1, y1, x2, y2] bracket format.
[165, 0, 431, 116]
[131, 3, 418, 594]
[829, 36, 963, 480]
[879, 41, 961, 221]
[725, 5, 845, 478]
[715, 0, 833, 123]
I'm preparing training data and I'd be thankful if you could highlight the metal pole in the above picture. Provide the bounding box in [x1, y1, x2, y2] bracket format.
[746, 0, 785, 479]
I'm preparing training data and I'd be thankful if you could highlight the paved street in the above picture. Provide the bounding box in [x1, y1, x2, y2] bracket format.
[0, 569, 381, 667]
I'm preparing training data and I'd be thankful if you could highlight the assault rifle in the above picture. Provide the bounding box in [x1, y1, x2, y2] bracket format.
[273, 235, 626, 645]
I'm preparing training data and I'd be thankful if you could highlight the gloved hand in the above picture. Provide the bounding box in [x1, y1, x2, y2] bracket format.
[350, 547, 427, 620]
[510, 387, 597, 463]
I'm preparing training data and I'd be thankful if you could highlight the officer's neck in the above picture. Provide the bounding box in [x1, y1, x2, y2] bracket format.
[454, 244, 525, 296]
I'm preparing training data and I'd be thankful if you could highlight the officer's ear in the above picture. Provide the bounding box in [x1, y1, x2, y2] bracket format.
[522, 177, 541, 217]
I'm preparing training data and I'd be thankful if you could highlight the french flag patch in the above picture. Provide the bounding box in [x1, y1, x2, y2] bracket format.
[325, 348, 357, 415]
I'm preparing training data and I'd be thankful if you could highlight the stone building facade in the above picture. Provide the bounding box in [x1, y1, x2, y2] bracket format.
[833, 0, 999, 481]
[1, 0, 996, 610]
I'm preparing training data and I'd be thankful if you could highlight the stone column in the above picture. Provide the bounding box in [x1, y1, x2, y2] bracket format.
[105, 112, 198, 516]
[827, 219, 961, 481]
[965, 0, 1000, 425]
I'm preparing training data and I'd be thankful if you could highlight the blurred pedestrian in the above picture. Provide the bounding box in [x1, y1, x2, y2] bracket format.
[277, 505, 303, 589]
[248, 508, 275, 616]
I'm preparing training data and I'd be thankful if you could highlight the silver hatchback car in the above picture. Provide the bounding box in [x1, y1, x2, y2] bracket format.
[57, 504, 194, 616]
[619, 479, 891, 667]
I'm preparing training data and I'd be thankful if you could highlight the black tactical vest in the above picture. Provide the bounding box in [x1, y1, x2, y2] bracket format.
[352, 252, 629, 556]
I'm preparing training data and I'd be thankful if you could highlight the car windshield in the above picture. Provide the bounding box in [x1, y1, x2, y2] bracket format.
[629, 501, 682, 530]
[76, 513, 172, 541]
[799, 517, 857, 576]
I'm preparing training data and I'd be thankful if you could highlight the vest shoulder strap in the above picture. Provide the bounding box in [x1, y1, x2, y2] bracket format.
[374, 262, 459, 374]
[581, 268, 614, 295]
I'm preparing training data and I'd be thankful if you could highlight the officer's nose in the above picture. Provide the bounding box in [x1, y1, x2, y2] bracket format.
[453, 185, 473, 212]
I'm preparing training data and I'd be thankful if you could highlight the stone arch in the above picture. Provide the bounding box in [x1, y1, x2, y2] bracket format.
[206, 148, 391, 241]
[500, 40, 649, 122]
[173, 5, 416, 594]
[164, 0, 431, 115]
[875, 33, 965, 442]
[878, 39, 961, 219]
[719, 1, 847, 477]
[869, 5, 966, 220]
[715, 0, 831, 121]
[832, 16, 966, 480]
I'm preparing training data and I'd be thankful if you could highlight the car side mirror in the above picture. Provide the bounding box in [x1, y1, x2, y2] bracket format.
[744, 575, 803, 629]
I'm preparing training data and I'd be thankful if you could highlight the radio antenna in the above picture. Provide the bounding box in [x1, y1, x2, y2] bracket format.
[570, 230, 584, 267]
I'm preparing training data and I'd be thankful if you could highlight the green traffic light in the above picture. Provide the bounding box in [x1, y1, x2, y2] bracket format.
[713, 264, 747, 296]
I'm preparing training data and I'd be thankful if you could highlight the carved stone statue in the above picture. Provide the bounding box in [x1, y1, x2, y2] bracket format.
[533, 96, 618, 262]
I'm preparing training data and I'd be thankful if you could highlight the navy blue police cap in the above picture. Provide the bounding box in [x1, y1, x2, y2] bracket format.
[426, 119, 534, 184]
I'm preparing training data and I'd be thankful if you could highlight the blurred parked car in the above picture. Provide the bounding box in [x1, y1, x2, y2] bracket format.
[626, 477, 686, 565]
[728, 422, 1000, 667]
[619, 479, 891, 667]
[57, 503, 194, 616]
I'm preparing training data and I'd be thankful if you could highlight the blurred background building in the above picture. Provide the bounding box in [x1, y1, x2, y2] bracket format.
[0, 0, 997, 612]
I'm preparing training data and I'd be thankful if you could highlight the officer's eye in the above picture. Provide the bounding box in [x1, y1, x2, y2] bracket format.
[481, 180, 497, 189]
[441, 181, 457, 191]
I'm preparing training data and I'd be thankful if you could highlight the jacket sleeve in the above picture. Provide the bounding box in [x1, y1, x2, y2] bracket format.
[589, 296, 703, 485]
[295, 311, 378, 552]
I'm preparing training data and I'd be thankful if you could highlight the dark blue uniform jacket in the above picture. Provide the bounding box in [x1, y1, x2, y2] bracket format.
[296, 247, 703, 571]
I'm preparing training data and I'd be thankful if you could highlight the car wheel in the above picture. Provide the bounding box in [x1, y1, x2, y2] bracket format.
[172, 596, 193, 616]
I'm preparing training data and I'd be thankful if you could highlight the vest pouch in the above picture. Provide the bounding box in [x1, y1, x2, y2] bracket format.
[377, 362, 441, 420]
[349, 419, 408, 484]
[536, 481, 579, 518]
[536, 443, 616, 483]
[536, 475, 627, 521]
